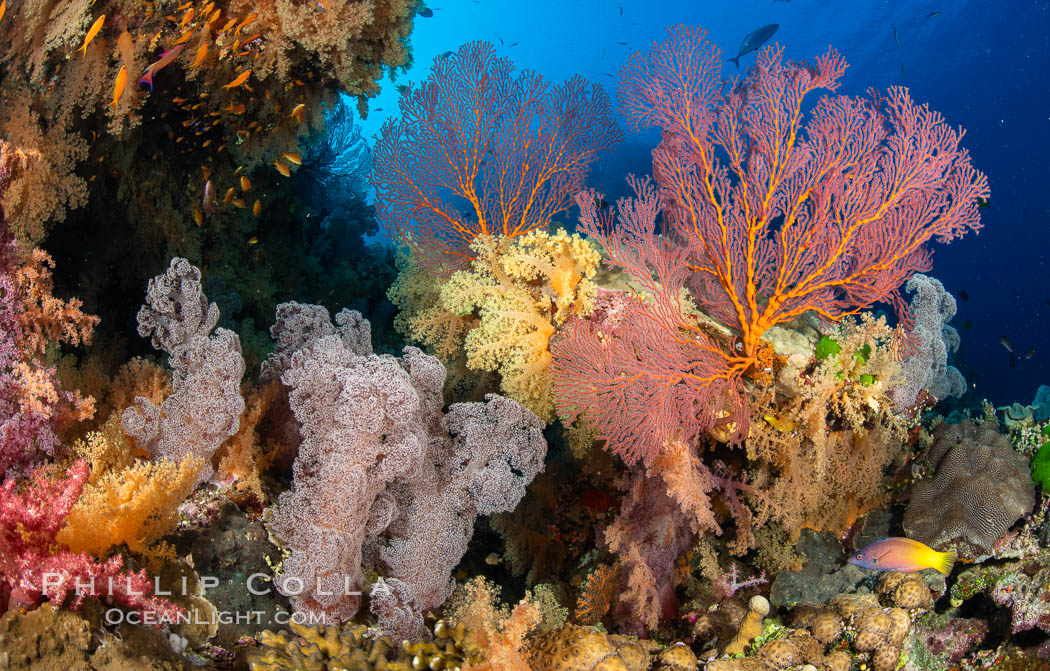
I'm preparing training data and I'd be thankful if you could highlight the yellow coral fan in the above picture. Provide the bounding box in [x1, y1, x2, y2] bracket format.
[58, 423, 201, 565]
[439, 231, 600, 421]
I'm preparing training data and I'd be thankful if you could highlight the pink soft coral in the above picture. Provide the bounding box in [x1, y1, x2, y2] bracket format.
[1, 196, 96, 476]
[0, 459, 181, 624]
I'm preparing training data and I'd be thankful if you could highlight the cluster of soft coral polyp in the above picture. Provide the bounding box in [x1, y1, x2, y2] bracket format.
[262, 303, 547, 639]
[1, 142, 177, 623]
[0, 459, 182, 622]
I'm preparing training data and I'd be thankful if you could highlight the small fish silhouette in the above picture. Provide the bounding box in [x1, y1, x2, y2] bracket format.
[418, 7, 433, 17]
[959, 289, 968, 302]
[926, 10, 942, 19]
[892, 24, 899, 45]
[729, 24, 778, 68]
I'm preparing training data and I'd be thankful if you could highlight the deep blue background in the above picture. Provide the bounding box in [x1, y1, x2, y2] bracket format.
[356, 0, 1050, 408]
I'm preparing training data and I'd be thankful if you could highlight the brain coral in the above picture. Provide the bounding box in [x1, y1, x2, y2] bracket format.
[904, 421, 1035, 557]
[528, 624, 649, 671]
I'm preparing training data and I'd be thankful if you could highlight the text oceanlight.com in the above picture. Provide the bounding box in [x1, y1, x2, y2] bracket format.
[104, 609, 331, 626]
[34, 571, 363, 626]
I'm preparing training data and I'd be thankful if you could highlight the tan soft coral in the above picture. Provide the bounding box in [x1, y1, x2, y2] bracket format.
[0, 0, 416, 246]
[439, 231, 600, 420]
[238, 0, 414, 104]
[746, 314, 908, 536]
[444, 577, 546, 671]
[388, 252, 476, 362]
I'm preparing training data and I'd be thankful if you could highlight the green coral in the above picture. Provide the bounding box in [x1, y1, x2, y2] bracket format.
[814, 335, 841, 361]
[853, 343, 872, 365]
[1030, 436, 1050, 489]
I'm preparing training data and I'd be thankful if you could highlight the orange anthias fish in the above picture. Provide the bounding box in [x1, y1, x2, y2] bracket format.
[111, 65, 127, 107]
[289, 103, 306, 124]
[79, 14, 106, 56]
[190, 42, 208, 68]
[139, 44, 185, 90]
[281, 151, 301, 165]
[223, 69, 251, 89]
[235, 12, 258, 34]
[1, 1, 7, 23]
[848, 537, 957, 576]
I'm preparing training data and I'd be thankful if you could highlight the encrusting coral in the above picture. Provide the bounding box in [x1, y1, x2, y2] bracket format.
[904, 420, 1035, 557]
[723, 595, 770, 655]
[246, 618, 471, 671]
[706, 579, 932, 671]
[528, 625, 650, 671]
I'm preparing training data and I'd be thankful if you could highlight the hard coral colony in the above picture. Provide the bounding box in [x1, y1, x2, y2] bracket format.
[0, 2, 1047, 671]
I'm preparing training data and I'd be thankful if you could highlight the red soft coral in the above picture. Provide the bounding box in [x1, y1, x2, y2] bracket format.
[0, 460, 181, 624]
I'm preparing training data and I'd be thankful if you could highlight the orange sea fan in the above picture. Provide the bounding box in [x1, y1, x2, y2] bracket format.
[574, 564, 618, 626]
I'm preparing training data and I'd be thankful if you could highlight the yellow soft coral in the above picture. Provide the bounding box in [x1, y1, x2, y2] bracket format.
[388, 251, 475, 361]
[58, 418, 201, 565]
[439, 231, 600, 421]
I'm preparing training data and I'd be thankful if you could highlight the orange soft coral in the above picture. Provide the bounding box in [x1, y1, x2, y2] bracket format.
[445, 577, 543, 671]
[58, 418, 202, 566]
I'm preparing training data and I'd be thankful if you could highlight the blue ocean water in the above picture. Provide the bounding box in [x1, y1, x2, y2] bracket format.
[361, 0, 1050, 409]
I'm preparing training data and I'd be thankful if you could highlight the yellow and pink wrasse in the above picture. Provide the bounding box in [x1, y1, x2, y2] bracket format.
[848, 537, 956, 576]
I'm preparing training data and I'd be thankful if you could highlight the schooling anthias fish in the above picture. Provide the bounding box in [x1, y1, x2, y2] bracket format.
[849, 537, 957, 576]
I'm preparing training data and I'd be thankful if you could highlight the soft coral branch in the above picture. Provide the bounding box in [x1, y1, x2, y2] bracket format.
[1, 144, 97, 476]
[0, 460, 181, 623]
